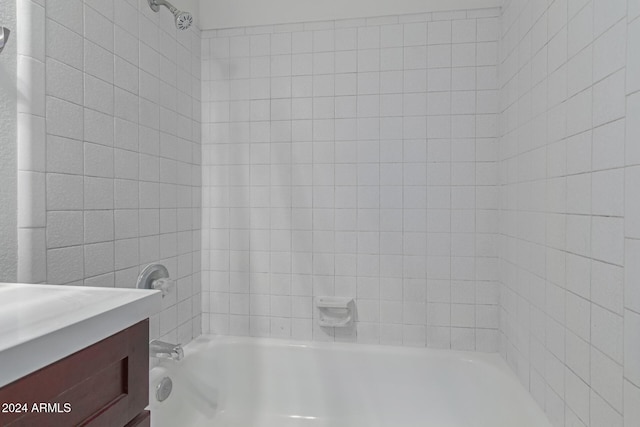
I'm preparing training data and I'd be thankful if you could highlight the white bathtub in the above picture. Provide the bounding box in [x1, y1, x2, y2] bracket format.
[149, 336, 550, 427]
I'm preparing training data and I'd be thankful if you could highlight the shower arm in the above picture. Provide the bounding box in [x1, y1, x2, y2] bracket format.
[148, 0, 180, 15]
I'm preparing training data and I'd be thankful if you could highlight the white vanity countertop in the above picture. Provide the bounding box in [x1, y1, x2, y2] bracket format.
[0, 283, 162, 388]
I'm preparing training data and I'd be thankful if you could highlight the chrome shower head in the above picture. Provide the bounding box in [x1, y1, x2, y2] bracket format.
[174, 10, 193, 31]
[148, 0, 193, 30]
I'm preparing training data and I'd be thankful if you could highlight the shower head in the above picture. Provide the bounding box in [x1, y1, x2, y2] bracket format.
[148, 0, 193, 30]
[174, 10, 194, 30]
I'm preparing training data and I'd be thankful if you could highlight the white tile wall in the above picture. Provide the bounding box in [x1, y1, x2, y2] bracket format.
[201, 8, 501, 349]
[16, 0, 202, 345]
[14, 0, 640, 421]
[499, 0, 640, 425]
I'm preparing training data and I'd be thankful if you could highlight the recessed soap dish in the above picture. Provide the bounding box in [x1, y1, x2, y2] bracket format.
[315, 297, 355, 328]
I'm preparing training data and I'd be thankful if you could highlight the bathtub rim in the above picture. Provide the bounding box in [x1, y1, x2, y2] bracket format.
[149, 334, 552, 427]
[168, 333, 517, 378]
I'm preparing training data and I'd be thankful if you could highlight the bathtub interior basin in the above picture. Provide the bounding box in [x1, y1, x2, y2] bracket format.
[149, 336, 551, 427]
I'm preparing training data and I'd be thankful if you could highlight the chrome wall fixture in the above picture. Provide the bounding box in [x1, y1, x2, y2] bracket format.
[0, 27, 10, 55]
[147, 0, 193, 30]
[149, 340, 184, 361]
[136, 263, 174, 297]
[155, 377, 173, 402]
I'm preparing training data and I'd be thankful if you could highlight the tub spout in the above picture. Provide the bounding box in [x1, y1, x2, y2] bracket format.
[150, 340, 184, 361]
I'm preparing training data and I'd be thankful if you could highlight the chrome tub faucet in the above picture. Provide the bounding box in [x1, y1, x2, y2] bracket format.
[150, 340, 184, 361]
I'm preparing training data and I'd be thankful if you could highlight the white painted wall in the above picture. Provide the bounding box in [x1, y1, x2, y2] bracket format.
[0, 0, 18, 282]
[198, 0, 502, 29]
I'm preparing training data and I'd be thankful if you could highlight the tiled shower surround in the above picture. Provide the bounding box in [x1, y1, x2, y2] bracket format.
[16, 0, 202, 345]
[499, 0, 640, 425]
[200, 9, 502, 349]
[13, 0, 640, 425]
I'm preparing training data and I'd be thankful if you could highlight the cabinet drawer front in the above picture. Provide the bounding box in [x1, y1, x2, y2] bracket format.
[0, 320, 149, 427]
[125, 411, 150, 427]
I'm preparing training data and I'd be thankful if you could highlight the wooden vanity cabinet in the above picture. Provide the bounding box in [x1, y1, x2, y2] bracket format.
[0, 320, 150, 427]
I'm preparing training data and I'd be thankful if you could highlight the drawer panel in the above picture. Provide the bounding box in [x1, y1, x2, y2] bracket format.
[125, 411, 150, 427]
[0, 320, 149, 427]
